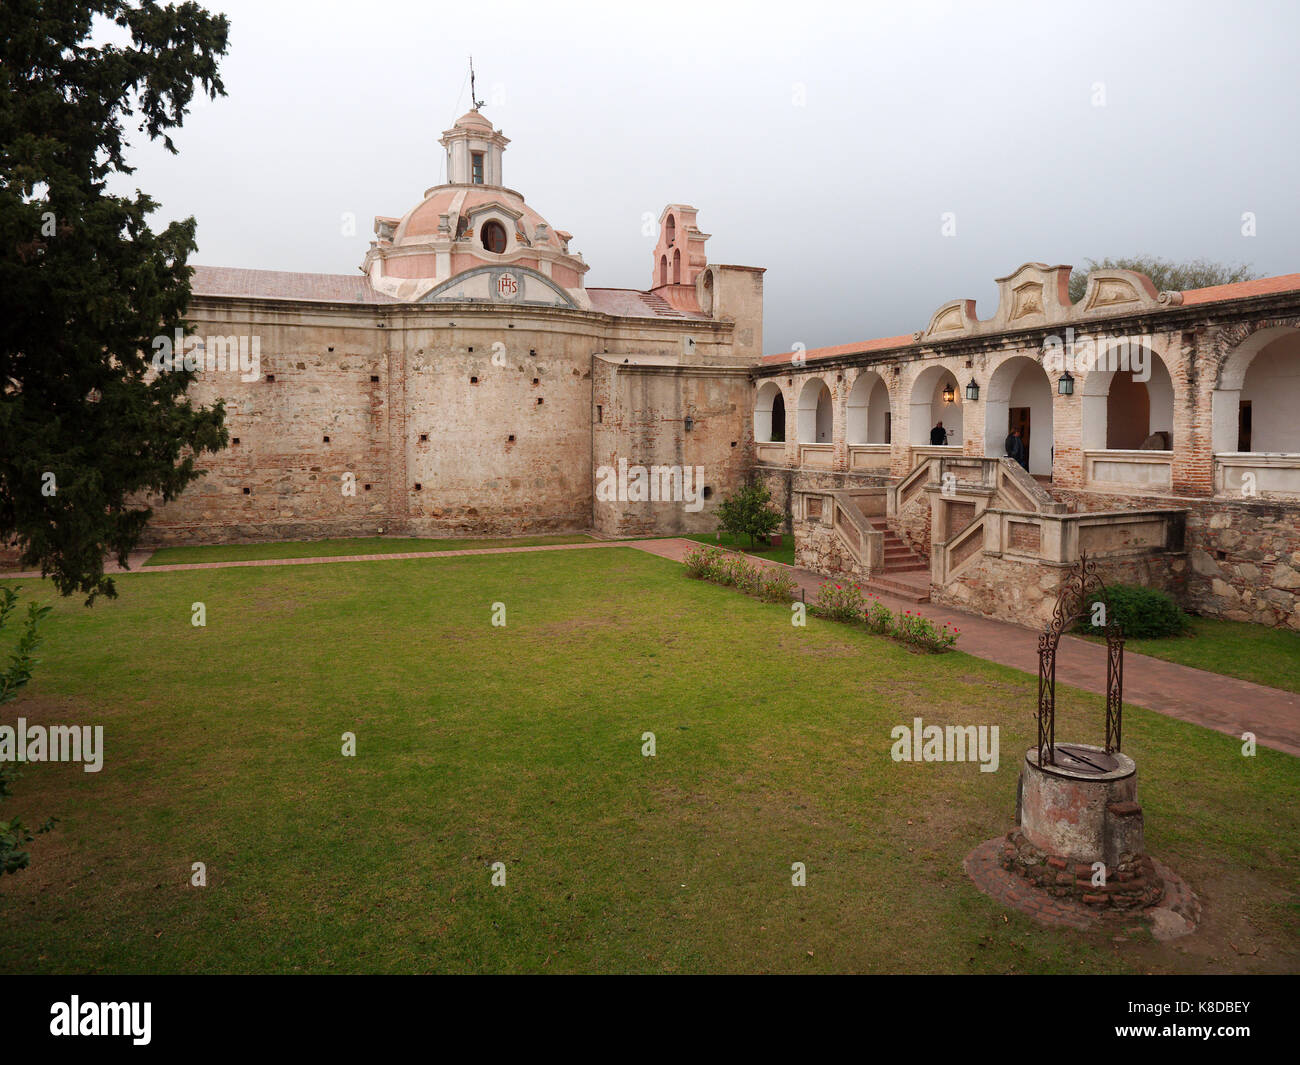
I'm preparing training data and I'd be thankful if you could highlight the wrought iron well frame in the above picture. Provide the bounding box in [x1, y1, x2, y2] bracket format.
[1036, 552, 1125, 766]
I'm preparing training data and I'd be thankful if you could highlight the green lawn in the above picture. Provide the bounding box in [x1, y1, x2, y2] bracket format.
[1, 549, 1296, 974]
[144, 533, 595, 566]
[680, 530, 796, 567]
[1083, 616, 1300, 694]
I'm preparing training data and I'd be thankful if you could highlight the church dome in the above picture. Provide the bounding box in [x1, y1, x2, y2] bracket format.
[451, 108, 493, 132]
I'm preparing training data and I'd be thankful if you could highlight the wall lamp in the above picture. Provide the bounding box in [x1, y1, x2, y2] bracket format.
[1057, 371, 1075, 396]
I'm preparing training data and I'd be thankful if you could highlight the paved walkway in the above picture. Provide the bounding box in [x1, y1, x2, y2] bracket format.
[4, 538, 1296, 757]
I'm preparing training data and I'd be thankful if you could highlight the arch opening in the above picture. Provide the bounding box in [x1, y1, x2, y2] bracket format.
[1213, 327, 1300, 454]
[986, 356, 1054, 476]
[1080, 345, 1173, 451]
[797, 379, 833, 444]
[909, 366, 963, 447]
[846, 371, 891, 445]
[754, 382, 786, 443]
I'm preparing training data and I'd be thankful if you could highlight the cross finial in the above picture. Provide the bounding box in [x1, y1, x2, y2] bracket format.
[469, 55, 484, 111]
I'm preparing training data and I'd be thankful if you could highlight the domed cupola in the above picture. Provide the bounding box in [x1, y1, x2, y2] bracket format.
[361, 108, 590, 307]
[440, 108, 510, 187]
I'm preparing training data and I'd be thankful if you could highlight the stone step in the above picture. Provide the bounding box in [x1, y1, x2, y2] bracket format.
[864, 571, 931, 603]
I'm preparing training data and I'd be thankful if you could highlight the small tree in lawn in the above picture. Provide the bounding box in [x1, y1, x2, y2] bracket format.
[716, 479, 782, 549]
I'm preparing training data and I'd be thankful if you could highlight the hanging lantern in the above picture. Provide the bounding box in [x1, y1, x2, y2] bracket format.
[942, 383, 956, 404]
[965, 379, 980, 402]
[1058, 371, 1075, 396]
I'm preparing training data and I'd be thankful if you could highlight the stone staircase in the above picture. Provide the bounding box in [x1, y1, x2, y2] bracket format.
[865, 518, 930, 602]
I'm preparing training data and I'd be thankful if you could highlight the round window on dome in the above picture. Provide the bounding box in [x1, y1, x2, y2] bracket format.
[481, 221, 508, 254]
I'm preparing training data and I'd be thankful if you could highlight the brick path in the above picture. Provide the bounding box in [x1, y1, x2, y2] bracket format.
[4, 537, 1296, 757]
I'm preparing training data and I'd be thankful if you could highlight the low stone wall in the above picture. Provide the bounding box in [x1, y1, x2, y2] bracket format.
[931, 549, 1183, 628]
[757, 464, 887, 537]
[792, 510, 868, 582]
[1051, 488, 1300, 629]
[894, 487, 932, 559]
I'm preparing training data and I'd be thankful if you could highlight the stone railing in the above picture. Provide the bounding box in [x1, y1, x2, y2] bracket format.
[755, 441, 787, 465]
[791, 487, 885, 578]
[830, 490, 884, 571]
[1214, 452, 1300, 501]
[847, 444, 891, 471]
[798, 443, 833, 469]
[1084, 449, 1174, 491]
[889, 454, 1066, 521]
[932, 504, 1188, 623]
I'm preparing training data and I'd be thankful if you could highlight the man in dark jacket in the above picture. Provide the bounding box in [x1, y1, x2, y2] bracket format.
[1005, 427, 1028, 470]
[930, 421, 947, 445]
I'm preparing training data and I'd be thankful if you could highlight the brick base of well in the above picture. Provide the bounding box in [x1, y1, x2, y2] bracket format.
[965, 836, 1199, 935]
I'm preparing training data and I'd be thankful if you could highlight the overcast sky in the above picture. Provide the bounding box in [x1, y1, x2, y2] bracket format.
[112, 0, 1300, 353]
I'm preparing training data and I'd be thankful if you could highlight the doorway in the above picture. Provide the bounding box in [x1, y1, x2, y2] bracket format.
[1009, 407, 1031, 455]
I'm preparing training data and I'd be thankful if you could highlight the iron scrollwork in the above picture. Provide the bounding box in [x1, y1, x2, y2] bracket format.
[1036, 552, 1125, 766]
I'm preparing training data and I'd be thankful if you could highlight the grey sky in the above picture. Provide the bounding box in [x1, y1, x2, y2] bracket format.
[114, 0, 1300, 353]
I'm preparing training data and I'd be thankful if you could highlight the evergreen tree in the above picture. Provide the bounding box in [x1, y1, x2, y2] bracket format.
[1, 1, 231, 602]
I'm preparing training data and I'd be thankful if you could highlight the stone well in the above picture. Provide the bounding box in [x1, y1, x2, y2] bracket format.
[1016, 743, 1145, 869]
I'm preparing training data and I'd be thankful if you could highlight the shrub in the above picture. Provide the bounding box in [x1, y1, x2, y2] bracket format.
[726, 555, 762, 593]
[864, 595, 894, 635]
[893, 610, 960, 653]
[813, 581, 866, 623]
[1081, 584, 1188, 639]
[684, 544, 724, 579]
[759, 571, 798, 603]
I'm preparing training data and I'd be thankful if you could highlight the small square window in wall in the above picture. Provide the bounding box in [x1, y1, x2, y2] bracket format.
[414, 483, 422, 491]
[364, 483, 372, 491]
[266, 374, 275, 382]
[419, 433, 429, 443]
[370, 375, 379, 383]
[242, 487, 251, 495]
[596, 405, 603, 423]
[232, 437, 240, 445]
[508, 434, 516, 443]
[470, 376, 478, 384]
[536, 397, 544, 405]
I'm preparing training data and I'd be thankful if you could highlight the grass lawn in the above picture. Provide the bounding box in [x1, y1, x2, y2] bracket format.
[1, 549, 1296, 974]
[680, 530, 795, 567]
[1082, 616, 1300, 694]
[144, 533, 595, 566]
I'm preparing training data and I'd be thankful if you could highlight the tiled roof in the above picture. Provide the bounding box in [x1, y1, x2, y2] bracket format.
[761, 272, 1300, 361]
[190, 266, 398, 304]
[762, 334, 914, 365]
[587, 288, 709, 320]
[1179, 272, 1300, 306]
[189, 268, 705, 320]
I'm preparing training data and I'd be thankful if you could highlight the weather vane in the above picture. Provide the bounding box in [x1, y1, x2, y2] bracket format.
[469, 55, 484, 111]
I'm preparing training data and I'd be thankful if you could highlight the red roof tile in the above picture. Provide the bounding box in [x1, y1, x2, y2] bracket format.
[1179, 272, 1300, 305]
[190, 266, 397, 304]
[762, 334, 914, 365]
